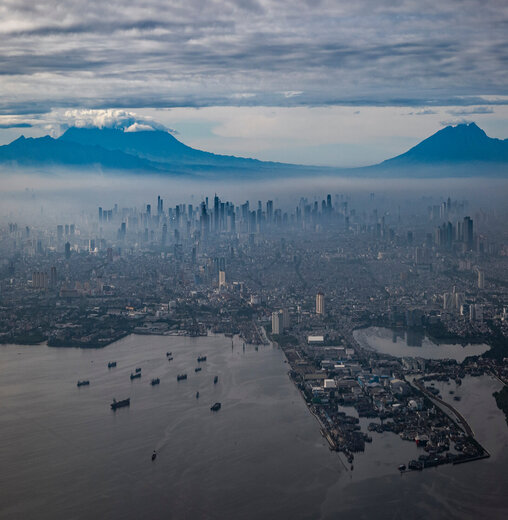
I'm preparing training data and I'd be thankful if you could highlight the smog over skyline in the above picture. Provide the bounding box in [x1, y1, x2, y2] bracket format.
[1, 2, 507, 520]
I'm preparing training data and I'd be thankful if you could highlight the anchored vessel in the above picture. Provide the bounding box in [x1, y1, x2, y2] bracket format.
[111, 398, 130, 410]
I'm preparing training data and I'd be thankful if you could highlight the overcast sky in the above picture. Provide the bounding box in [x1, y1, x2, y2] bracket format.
[0, 0, 506, 166]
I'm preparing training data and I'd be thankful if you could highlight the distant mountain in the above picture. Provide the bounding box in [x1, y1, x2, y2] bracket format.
[0, 122, 506, 177]
[379, 122, 508, 166]
[59, 126, 265, 168]
[0, 134, 160, 172]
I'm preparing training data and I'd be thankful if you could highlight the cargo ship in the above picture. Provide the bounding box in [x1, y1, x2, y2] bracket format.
[111, 398, 130, 410]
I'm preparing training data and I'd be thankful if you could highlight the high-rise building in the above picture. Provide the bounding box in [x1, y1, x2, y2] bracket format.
[32, 271, 48, 289]
[266, 200, 273, 223]
[161, 223, 167, 247]
[478, 270, 485, 289]
[443, 292, 453, 311]
[214, 194, 220, 232]
[463, 216, 474, 249]
[470, 303, 483, 323]
[272, 311, 283, 334]
[219, 270, 226, 288]
[50, 266, 57, 288]
[316, 292, 325, 315]
[65, 241, 71, 259]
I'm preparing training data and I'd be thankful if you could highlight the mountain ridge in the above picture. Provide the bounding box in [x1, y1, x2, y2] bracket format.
[0, 122, 506, 178]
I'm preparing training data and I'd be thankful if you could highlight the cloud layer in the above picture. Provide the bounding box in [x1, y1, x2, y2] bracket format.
[61, 109, 171, 132]
[0, 0, 506, 116]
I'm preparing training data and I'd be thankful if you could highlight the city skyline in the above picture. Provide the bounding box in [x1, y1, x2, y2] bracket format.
[1, 1, 507, 518]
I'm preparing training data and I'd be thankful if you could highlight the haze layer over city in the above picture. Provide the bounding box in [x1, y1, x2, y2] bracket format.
[0, 1, 507, 519]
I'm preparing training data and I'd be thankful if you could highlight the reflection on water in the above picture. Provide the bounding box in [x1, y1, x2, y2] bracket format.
[355, 326, 490, 361]
[406, 328, 424, 347]
[391, 328, 424, 347]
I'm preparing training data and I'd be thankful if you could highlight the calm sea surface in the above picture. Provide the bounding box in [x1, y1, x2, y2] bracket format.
[354, 326, 490, 361]
[0, 334, 506, 519]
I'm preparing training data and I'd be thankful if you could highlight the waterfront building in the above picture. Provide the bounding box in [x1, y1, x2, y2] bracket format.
[272, 311, 283, 334]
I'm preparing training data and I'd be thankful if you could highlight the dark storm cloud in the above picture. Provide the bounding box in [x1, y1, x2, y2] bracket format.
[0, 123, 32, 129]
[0, 0, 506, 113]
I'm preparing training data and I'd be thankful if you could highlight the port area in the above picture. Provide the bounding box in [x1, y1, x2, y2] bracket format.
[282, 344, 490, 473]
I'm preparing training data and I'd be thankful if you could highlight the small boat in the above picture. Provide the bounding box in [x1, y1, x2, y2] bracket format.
[454, 396, 461, 401]
[152, 451, 157, 461]
[108, 361, 117, 368]
[197, 356, 207, 362]
[167, 356, 173, 362]
[210, 402, 221, 411]
[130, 372, 141, 380]
[195, 367, 202, 373]
[135, 368, 142, 373]
[196, 391, 200, 399]
[350, 465, 354, 471]
[166, 352, 172, 357]
[177, 374, 187, 381]
[151, 378, 160, 386]
[398, 464, 406, 472]
[214, 376, 218, 384]
[111, 398, 130, 410]
[77, 380, 90, 387]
